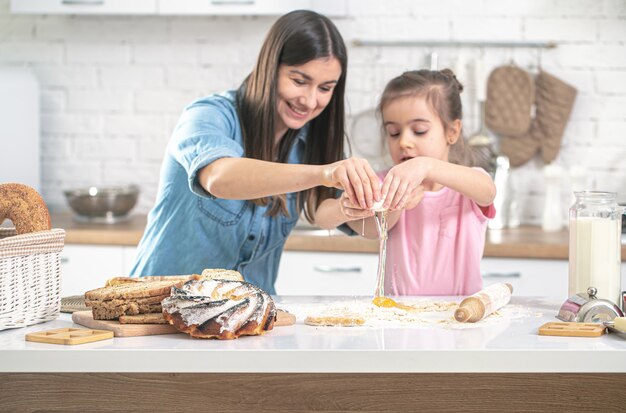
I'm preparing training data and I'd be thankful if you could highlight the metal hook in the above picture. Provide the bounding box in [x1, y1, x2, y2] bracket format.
[430, 51, 438, 70]
[508, 46, 515, 66]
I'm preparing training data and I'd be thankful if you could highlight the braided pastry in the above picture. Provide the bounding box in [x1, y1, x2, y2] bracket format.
[162, 278, 276, 340]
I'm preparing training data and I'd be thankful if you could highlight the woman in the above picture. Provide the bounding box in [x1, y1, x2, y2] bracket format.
[130, 10, 380, 294]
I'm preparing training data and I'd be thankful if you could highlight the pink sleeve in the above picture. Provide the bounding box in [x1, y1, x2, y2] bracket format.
[478, 203, 496, 219]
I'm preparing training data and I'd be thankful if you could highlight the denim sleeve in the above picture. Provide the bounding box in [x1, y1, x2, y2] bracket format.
[167, 100, 244, 198]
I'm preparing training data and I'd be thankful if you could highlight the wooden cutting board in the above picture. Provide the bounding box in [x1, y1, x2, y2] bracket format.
[72, 311, 178, 337]
[72, 309, 296, 337]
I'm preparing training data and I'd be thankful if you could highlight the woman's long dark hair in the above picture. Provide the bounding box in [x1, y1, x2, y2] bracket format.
[236, 10, 347, 221]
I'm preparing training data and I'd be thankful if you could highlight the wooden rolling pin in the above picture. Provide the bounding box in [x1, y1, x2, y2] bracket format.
[454, 283, 513, 323]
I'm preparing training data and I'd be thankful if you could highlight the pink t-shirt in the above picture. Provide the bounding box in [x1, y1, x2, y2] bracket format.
[380, 169, 496, 296]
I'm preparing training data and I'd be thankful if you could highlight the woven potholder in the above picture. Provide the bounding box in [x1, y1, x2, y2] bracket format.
[534, 70, 577, 163]
[485, 65, 535, 137]
[500, 132, 540, 167]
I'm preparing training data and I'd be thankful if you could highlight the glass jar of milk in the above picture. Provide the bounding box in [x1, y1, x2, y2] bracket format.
[569, 191, 623, 305]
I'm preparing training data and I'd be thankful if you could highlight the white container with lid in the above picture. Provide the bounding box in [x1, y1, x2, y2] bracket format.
[568, 191, 623, 306]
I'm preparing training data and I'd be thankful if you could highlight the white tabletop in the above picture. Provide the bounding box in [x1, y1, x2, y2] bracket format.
[1, 296, 625, 373]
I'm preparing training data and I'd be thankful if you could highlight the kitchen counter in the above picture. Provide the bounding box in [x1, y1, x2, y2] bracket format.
[51, 213, 606, 260]
[2, 296, 625, 373]
[1, 296, 624, 411]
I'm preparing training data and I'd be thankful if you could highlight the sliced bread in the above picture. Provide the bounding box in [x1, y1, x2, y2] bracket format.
[105, 275, 201, 287]
[85, 294, 169, 308]
[85, 280, 184, 301]
[91, 302, 163, 320]
[105, 277, 144, 287]
[119, 313, 168, 324]
[201, 268, 244, 282]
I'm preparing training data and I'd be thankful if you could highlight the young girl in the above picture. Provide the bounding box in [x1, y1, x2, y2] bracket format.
[317, 69, 496, 296]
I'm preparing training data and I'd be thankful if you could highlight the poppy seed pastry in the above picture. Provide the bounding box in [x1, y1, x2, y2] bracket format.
[0, 183, 51, 234]
[162, 278, 276, 340]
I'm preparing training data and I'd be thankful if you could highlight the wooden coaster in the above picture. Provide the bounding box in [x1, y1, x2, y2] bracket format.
[538, 322, 606, 337]
[25, 328, 114, 345]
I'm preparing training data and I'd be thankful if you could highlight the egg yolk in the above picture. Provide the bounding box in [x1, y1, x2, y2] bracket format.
[372, 296, 415, 311]
[372, 296, 398, 307]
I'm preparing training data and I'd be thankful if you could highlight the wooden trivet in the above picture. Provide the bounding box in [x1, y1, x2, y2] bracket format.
[25, 328, 114, 345]
[538, 322, 606, 337]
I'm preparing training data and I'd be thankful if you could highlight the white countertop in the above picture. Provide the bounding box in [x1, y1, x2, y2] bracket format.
[1, 296, 625, 373]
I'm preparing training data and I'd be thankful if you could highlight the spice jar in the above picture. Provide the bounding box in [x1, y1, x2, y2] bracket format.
[568, 191, 623, 306]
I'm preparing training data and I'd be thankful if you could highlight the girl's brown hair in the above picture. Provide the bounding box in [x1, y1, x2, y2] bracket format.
[377, 69, 472, 166]
[236, 10, 347, 221]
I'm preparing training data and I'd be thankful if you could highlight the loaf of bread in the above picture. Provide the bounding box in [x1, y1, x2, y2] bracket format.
[85, 280, 183, 301]
[85, 280, 184, 320]
[88, 270, 246, 321]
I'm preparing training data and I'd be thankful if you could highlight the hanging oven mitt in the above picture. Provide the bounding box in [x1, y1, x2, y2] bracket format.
[485, 65, 538, 167]
[485, 65, 535, 137]
[533, 70, 577, 163]
[499, 132, 540, 167]
[500, 70, 578, 167]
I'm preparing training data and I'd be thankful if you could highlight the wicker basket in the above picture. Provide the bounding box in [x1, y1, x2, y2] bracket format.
[0, 227, 66, 331]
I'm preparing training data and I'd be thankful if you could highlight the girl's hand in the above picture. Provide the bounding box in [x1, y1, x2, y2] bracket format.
[322, 157, 381, 210]
[339, 192, 375, 221]
[381, 157, 431, 210]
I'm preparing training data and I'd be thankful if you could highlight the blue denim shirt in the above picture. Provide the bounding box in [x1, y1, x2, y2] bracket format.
[130, 91, 305, 294]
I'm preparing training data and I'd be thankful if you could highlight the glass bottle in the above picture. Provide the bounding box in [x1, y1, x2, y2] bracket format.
[568, 191, 623, 306]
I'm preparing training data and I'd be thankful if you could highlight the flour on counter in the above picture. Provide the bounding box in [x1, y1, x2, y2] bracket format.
[284, 298, 533, 330]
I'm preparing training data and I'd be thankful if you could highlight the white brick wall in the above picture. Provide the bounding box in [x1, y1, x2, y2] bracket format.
[0, 0, 624, 225]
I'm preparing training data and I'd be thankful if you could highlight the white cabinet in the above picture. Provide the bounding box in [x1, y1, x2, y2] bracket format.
[60, 245, 137, 297]
[159, 0, 308, 16]
[11, 0, 347, 16]
[158, 0, 346, 16]
[276, 251, 378, 296]
[11, 0, 157, 15]
[277, 252, 574, 299]
[122, 246, 138, 275]
[480, 257, 569, 299]
[483, 259, 626, 300]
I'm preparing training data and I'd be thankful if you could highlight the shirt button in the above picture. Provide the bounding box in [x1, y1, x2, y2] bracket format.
[248, 234, 256, 241]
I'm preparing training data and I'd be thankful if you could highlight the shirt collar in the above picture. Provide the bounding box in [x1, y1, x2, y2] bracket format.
[295, 124, 309, 144]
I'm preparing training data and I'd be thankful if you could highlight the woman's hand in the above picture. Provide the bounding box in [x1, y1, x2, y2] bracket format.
[339, 192, 375, 221]
[321, 157, 381, 210]
[381, 157, 430, 210]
